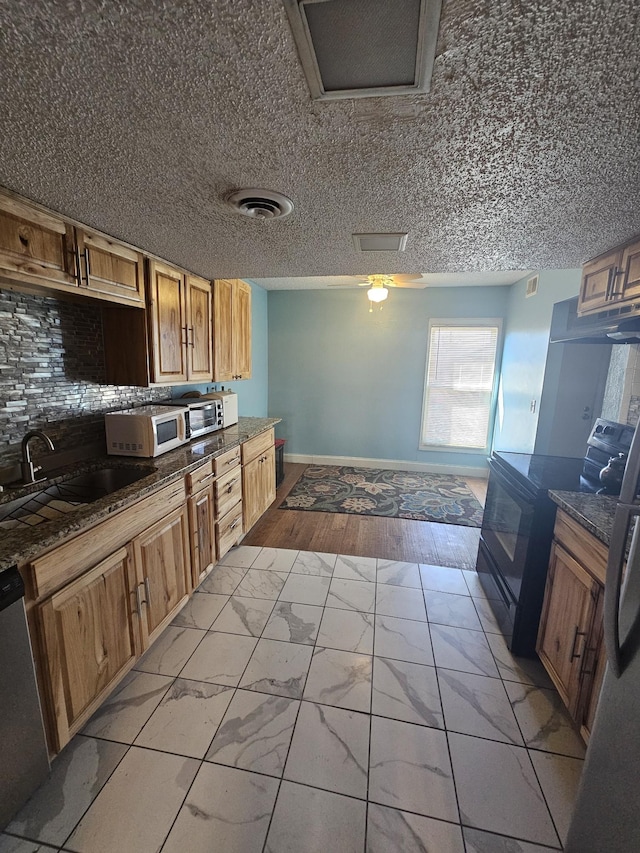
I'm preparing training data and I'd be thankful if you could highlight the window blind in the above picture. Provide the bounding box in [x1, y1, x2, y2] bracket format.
[421, 324, 499, 449]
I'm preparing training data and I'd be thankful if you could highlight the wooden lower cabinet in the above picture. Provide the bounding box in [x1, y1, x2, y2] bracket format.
[537, 509, 607, 741]
[243, 444, 275, 532]
[37, 547, 141, 752]
[189, 483, 216, 587]
[133, 504, 192, 645]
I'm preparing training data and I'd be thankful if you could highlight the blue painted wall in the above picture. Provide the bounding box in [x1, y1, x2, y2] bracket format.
[268, 286, 509, 470]
[171, 279, 268, 415]
[492, 270, 582, 453]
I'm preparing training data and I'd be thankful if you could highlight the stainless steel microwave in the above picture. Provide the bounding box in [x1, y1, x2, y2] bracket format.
[164, 398, 224, 439]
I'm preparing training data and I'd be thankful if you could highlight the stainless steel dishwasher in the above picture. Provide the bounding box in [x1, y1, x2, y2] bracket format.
[0, 566, 50, 829]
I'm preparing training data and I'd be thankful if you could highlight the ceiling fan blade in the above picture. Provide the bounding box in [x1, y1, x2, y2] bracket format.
[391, 273, 425, 284]
[389, 280, 428, 289]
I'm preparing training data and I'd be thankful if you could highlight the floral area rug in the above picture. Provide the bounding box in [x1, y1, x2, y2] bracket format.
[280, 465, 484, 527]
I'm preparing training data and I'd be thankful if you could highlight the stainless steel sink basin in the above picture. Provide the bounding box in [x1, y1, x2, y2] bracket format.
[0, 466, 155, 530]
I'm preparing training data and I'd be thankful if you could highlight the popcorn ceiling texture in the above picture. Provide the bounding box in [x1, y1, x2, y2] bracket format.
[0, 291, 167, 465]
[0, 1, 638, 279]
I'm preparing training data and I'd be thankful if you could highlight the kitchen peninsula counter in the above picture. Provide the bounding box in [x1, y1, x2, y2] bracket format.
[549, 490, 619, 547]
[0, 417, 280, 572]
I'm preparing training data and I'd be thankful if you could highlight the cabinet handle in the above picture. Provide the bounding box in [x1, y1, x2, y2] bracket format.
[570, 626, 587, 661]
[225, 458, 237, 466]
[83, 247, 91, 286]
[74, 241, 83, 286]
[229, 518, 240, 531]
[182, 325, 189, 346]
[609, 268, 625, 299]
[200, 472, 215, 483]
[144, 577, 152, 606]
[188, 326, 194, 347]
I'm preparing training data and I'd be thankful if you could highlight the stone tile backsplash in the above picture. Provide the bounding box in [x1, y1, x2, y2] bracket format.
[0, 289, 166, 465]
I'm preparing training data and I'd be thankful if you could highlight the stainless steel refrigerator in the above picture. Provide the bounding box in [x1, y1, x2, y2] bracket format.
[566, 419, 640, 852]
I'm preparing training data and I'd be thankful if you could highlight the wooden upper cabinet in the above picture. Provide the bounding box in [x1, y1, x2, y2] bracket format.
[147, 260, 189, 383]
[213, 278, 252, 381]
[186, 274, 213, 380]
[0, 193, 76, 290]
[75, 228, 145, 306]
[578, 235, 640, 315]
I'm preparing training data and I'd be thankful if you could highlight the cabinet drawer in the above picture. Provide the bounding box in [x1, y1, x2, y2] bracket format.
[216, 467, 242, 518]
[214, 445, 241, 476]
[28, 478, 186, 599]
[554, 510, 608, 585]
[241, 429, 274, 465]
[216, 503, 243, 560]
[186, 460, 215, 494]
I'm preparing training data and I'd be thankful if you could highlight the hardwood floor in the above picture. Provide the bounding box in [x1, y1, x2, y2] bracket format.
[243, 463, 485, 571]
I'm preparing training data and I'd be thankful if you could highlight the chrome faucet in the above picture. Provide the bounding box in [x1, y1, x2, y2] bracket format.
[21, 430, 55, 484]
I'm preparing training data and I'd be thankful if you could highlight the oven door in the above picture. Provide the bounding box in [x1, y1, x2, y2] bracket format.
[481, 459, 536, 603]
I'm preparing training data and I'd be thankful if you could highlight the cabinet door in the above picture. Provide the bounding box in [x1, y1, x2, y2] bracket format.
[76, 229, 145, 306]
[233, 279, 252, 379]
[579, 592, 605, 742]
[189, 485, 216, 587]
[186, 274, 213, 380]
[147, 260, 188, 383]
[619, 237, 640, 304]
[38, 547, 140, 751]
[213, 278, 234, 381]
[0, 194, 76, 289]
[578, 248, 623, 315]
[242, 444, 275, 532]
[133, 505, 191, 645]
[537, 542, 599, 715]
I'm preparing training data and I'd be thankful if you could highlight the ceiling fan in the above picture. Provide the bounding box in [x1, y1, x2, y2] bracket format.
[328, 274, 427, 310]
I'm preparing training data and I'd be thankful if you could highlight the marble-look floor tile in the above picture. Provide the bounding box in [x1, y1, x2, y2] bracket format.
[134, 678, 234, 758]
[199, 564, 247, 595]
[265, 780, 367, 853]
[376, 584, 427, 622]
[291, 550, 337, 576]
[372, 657, 443, 728]
[219, 544, 263, 567]
[376, 560, 422, 588]
[5, 736, 127, 847]
[261, 601, 322, 645]
[304, 646, 372, 712]
[504, 682, 586, 758]
[472, 595, 509, 634]
[161, 762, 278, 853]
[485, 632, 554, 688]
[369, 716, 458, 822]
[278, 573, 331, 606]
[317, 607, 374, 654]
[430, 624, 500, 678]
[239, 638, 313, 698]
[133, 625, 205, 676]
[284, 701, 369, 799]
[252, 547, 299, 572]
[425, 590, 483, 631]
[206, 689, 299, 777]
[529, 750, 584, 845]
[448, 732, 560, 847]
[373, 615, 434, 666]
[420, 564, 470, 596]
[333, 554, 377, 582]
[180, 631, 257, 686]
[463, 827, 561, 853]
[326, 577, 376, 612]
[438, 669, 523, 745]
[65, 747, 199, 853]
[0, 838, 58, 853]
[210, 595, 275, 636]
[171, 590, 228, 629]
[82, 670, 173, 742]
[367, 803, 465, 853]
[234, 568, 288, 599]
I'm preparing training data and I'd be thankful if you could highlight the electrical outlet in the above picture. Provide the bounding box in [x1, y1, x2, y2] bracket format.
[530, 399, 537, 413]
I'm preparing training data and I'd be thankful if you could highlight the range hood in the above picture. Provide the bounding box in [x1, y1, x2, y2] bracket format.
[550, 297, 640, 344]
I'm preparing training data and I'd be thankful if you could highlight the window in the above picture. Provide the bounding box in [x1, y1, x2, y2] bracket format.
[420, 320, 501, 451]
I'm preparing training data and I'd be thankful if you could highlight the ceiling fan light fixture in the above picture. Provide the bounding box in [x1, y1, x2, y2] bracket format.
[367, 285, 388, 303]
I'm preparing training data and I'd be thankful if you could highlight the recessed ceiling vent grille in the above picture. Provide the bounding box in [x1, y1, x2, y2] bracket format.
[284, 0, 442, 100]
[526, 274, 539, 297]
[226, 189, 294, 220]
[353, 233, 408, 252]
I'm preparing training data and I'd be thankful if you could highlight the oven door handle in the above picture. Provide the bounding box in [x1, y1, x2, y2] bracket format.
[488, 460, 535, 505]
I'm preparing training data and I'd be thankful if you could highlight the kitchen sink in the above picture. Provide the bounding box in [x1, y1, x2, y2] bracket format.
[0, 466, 155, 530]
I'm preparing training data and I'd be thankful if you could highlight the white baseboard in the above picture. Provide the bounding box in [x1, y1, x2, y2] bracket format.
[283, 453, 488, 479]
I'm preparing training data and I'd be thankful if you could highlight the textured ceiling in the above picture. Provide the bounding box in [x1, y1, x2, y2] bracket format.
[0, 0, 639, 283]
[253, 271, 531, 289]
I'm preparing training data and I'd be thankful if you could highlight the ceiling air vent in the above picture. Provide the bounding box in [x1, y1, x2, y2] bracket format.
[353, 233, 408, 252]
[283, 0, 442, 100]
[526, 274, 539, 297]
[226, 189, 294, 220]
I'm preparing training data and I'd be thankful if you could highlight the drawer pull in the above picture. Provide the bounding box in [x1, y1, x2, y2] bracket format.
[226, 457, 238, 466]
[199, 473, 215, 483]
[570, 626, 587, 661]
[229, 518, 240, 531]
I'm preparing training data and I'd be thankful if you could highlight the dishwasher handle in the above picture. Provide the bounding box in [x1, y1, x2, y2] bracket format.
[0, 566, 24, 612]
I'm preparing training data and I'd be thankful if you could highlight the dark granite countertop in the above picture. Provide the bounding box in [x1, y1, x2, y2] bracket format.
[548, 490, 620, 547]
[0, 417, 280, 573]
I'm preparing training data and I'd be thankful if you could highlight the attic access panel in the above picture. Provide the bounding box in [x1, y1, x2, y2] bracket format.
[284, 0, 442, 100]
